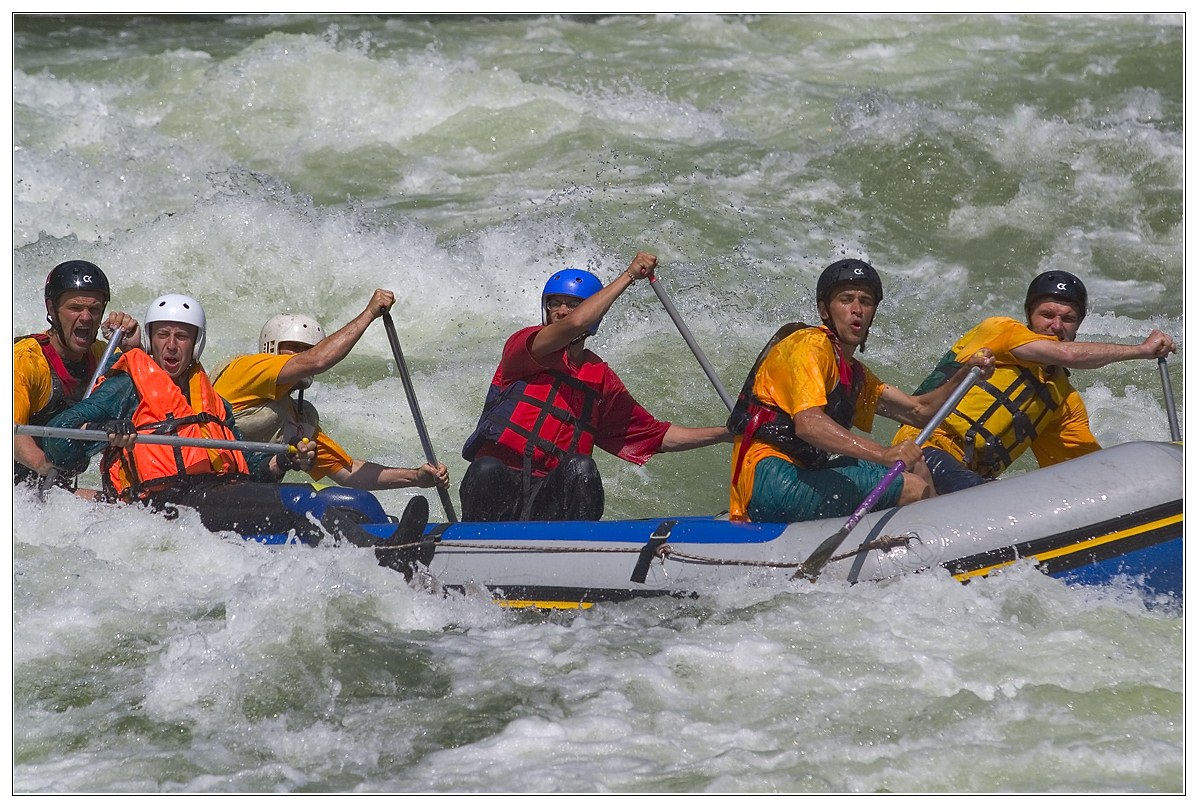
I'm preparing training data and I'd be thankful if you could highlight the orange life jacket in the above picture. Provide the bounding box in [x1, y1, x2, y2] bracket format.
[101, 349, 250, 499]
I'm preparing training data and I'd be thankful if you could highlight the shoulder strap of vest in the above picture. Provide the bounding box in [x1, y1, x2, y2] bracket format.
[959, 366, 1063, 474]
[19, 333, 100, 423]
[728, 322, 812, 430]
[23, 332, 96, 393]
[516, 368, 602, 459]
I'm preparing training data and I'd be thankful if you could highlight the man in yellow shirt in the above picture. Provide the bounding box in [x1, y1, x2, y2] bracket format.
[14, 260, 140, 492]
[893, 270, 1176, 493]
[728, 259, 994, 523]
[211, 289, 449, 505]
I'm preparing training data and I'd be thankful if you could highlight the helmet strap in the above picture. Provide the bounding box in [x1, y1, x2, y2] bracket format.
[45, 299, 64, 340]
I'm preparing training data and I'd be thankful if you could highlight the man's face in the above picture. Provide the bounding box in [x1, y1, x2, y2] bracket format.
[544, 295, 583, 325]
[50, 292, 106, 359]
[276, 341, 313, 356]
[1027, 299, 1082, 342]
[817, 284, 877, 350]
[149, 321, 198, 381]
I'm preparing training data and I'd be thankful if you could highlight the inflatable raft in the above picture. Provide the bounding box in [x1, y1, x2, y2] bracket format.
[247, 441, 1183, 608]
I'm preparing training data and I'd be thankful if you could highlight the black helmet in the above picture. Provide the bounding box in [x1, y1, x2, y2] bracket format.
[44, 260, 111, 305]
[816, 259, 884, 306]
[1024, 270, 1087, 320]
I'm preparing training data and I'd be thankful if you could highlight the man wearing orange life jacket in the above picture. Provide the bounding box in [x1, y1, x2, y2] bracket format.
[727, 259, 995, 524]
[13, 260, 141, 494]
[43, 293, 429, 569]
[459, 251, 732, 521]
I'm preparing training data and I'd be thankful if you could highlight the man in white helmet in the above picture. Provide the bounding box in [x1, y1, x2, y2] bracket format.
[211, 288, 450, 498]
[42, 293, 431, 574]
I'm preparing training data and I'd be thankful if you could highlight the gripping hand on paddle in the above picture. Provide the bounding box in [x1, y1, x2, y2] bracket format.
[966, 348, 996, 377]
[368, 288, 396, 319]
[93, 418, 137, 449]
[414, 461, 450, 490]
[1139, 330, 1176, 359]
[622, 252, 657, 284]
[272, 437, 315, 478]
[101, 311, 142, 352]
[881, 440, 925, 471]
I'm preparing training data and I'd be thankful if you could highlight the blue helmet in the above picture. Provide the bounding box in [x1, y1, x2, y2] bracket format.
[542, 269, 604, 335]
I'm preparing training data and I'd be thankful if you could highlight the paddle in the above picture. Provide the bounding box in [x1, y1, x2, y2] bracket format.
[1158, 357, 1182, 441]
[16, 424, 297, 456]
[31, 328, 124, 499]
[380, 311, 458, 523]
[85, 327, 125, 399]
[791, 365, 985, 581]
[648, 275, 735, 412]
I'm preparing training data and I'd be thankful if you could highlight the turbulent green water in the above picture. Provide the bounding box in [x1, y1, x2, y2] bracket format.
[10, 14, 1184, 793]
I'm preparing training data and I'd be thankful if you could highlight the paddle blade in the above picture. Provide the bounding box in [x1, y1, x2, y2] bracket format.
[791, 525, 851, 581]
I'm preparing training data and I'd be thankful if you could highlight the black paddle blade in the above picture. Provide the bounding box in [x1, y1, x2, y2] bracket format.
[791, 525, 850, 581]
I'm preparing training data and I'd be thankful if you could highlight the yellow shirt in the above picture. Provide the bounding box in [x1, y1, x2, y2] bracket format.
[13, 334, 106, 424]
[211, 353, 353, 481]
[729, 327, 884, 520]
[893, 316, 1100, 474]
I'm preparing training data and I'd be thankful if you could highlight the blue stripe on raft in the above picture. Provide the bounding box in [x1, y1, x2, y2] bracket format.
[1051, 535, 1182, 598]
[428, 516, 788, 544]
[242, 516, 785, 546]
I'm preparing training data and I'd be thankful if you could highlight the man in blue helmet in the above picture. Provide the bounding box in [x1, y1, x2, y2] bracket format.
[460, 251, 732, 521]
[893, 269, 1176, 493]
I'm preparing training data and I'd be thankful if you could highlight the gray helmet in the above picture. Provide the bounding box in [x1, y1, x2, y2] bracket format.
[260, 313, 326, 354]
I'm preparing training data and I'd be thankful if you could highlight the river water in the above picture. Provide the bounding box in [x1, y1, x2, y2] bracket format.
[10, 14, 1184, 793]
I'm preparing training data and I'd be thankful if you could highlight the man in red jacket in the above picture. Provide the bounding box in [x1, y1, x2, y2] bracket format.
[460, 251, 731, 521]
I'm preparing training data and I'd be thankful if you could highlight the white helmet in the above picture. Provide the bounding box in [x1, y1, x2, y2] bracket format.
[143, 293, 206, 362]
[260, 313, 326, 355]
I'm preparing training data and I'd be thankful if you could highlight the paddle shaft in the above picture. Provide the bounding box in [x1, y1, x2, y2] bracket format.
[648, 276, 735, 412]
[84, 328, 125, 399]
[381, 311, 458, 523]
[16, 423, 294, 455]
[793, 365, 984, 580]
[1158, 357, 1182, 441]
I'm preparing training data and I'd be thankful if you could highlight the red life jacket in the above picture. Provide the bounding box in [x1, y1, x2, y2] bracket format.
[462, 360, 606, 478]
[101, 349, 250, 499]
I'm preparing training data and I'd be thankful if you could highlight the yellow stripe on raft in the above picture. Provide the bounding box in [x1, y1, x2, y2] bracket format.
[493, 599, 596, 610]
[953, 512, 1182, 582]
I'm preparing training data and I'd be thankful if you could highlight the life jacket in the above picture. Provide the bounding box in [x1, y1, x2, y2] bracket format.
[727, 323, 865, 484]
[15, 333, 97, 425]
[209, 356, 319, 445]
[100, 349, 251, 499]
[223, 394, 319, 446]
[461, 360, 605, 479]
[917, 353, 1067, 478]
